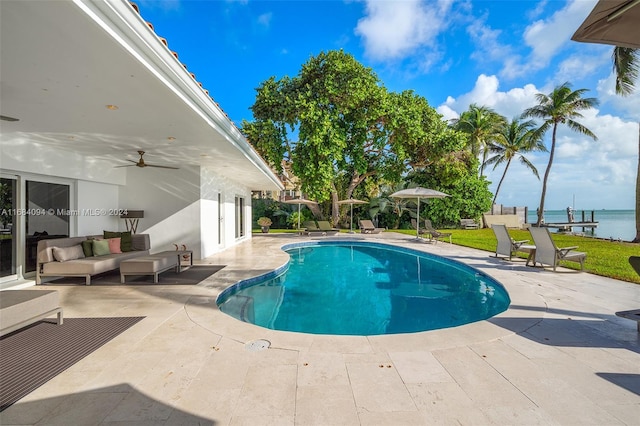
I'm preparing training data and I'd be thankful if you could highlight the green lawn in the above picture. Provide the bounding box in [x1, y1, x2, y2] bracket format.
[255, 227, 640, 284]
[394, 228, 640, 284]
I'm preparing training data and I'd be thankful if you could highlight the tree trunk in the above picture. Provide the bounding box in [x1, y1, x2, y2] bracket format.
[633, 122, 640, 243]
[492, 159, 512, 206]
[537, 124, 558, 226]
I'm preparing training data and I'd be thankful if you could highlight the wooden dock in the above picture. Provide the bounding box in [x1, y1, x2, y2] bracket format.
[542, 222, 598, 231]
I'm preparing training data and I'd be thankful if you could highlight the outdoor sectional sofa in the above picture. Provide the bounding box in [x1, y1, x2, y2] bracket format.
[36, 233, 150, 285]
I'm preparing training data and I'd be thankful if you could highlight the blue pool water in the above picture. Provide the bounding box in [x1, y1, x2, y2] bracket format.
[217, 242, 510, 335]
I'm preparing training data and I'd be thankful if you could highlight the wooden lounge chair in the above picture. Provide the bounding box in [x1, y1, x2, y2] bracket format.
[491, 224, 534, 262]
[528, 226, 586, 271]
[359, 219, 384, 234]
[424, 219, 452, 244]
[316, 221, 339, 235]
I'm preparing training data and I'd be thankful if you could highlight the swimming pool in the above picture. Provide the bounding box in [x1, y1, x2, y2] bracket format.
[217, 241, 510, 335]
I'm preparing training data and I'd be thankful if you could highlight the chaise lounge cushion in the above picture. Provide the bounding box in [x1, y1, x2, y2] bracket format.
[0, 290, 62, 336]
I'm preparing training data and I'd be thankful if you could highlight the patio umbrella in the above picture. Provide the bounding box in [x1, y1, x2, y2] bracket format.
[572, 0, 640, 49]
[390, 187, 449, 239]
[337, 198, 368, 233]
[282, 198, 318, 232]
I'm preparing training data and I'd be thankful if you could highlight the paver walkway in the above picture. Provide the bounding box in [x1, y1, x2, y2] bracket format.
[1, 232, 639, 425]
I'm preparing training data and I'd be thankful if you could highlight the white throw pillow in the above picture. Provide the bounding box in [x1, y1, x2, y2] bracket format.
[52, 245, 85, 262]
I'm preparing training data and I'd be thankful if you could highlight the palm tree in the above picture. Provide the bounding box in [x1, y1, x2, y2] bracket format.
[452, 104, 506, 177]
[612, 46, 640, 243]
[523, 82, 599, 226]
[484, 117, 547, 206]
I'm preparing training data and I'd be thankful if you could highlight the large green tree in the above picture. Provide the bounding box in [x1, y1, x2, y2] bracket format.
[484, 117, 546, 206]
[451, 104, 506, 177]
[612, 46, 639, 243]
[243, 50, 460, 226]
[523, 82, 599, 226]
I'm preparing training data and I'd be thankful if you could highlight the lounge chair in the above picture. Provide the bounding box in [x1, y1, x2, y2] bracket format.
[528, 226, 586, 271]
[302, 221, 325, 236]
[316, 221, 339, 235]
[359, 219, 384, 234]
[491, 224, 534, 262]
[424, 219, 452, 244]
[410, 219, 428, 238]
[616, 257, 640, 331]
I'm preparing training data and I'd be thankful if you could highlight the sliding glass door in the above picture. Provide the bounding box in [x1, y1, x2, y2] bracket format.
[0, 177, 17, 280]
[24, 180, 70, 273]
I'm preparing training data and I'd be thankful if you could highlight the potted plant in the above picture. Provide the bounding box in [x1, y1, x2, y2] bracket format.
[257, 217, 272, 233]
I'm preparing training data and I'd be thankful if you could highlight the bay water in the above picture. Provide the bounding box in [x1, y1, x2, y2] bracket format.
[526, 209, 636, 241]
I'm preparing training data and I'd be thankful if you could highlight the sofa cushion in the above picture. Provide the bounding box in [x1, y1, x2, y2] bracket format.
[108, 238, 122, 254]
[42, 250, 150, 276]
[92, 239, 111, 256]
[81, 240, 93, 257]
[104, 231, 132, 252]
[52, 245, 85, 262]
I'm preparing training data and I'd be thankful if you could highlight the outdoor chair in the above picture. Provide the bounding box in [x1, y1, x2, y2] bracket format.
[528, 226, 586, 271]
[491, 224, 534, 262]
[302, 221, 325, 236]
[410, 219, 428, 238]
[359, 219, 384, 234]
[316, 221, 339, 235]
[424, 219, 452, 244]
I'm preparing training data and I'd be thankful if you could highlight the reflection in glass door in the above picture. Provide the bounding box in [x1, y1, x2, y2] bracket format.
[25, 181, 70, 273]
[0, 177, 17, 279]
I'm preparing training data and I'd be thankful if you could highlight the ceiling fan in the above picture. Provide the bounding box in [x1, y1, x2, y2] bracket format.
[116, 150, 179, 170]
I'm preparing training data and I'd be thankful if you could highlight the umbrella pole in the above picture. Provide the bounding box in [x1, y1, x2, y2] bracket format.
[298, 203, 301, 234]
[349, 203, 354, 233]
[416, 198, 420, 239]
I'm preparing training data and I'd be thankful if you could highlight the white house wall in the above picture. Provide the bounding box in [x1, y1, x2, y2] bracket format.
[118, 165, 253, 260]
[77, 180, 120, 236]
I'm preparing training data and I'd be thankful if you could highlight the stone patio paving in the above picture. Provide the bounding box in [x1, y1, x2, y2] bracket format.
[1, 232, 639, 425]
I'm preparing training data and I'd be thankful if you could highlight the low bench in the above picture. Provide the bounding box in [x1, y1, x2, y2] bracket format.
[460, 219, 480, 229]
[120, 250, 192, 283]
[0, 290, 63, 337]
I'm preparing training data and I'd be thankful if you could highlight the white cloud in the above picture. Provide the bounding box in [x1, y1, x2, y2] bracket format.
[596, 73, 640, 121]
[441, 74, 538, 118]
[257, 12, 272, 28]
[439, 74, 637, 210]
[355, 0, 451, 61]
[500, 0, 599, 79]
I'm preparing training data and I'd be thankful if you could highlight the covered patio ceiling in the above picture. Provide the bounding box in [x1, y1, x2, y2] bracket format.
[0, 0, 283, 191]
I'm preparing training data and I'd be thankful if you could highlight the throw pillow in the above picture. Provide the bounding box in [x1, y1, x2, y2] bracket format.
[108, 237, 122, 254]
[53, 245, 85, 262]
[92, 239, 111, 256]
[81, 240, 93, 257]
[103, 230, 133, 252]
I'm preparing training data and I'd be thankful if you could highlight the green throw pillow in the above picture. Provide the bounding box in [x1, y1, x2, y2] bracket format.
[92, 239, 110, 256]
[103, 230, 132, 252]
[81, 240, 93, 257]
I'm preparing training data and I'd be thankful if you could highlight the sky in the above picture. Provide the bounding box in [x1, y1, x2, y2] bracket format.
[137, 0, 639, 211]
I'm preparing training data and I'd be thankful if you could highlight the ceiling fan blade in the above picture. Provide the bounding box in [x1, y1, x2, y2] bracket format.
[114, 164, 136, 168]
[146, 164, 180, 170]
